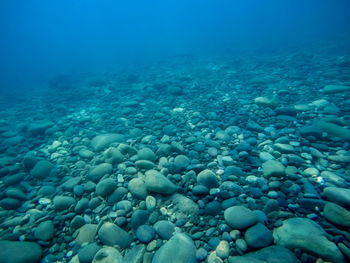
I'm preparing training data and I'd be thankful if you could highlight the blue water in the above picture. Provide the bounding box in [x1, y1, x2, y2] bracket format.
[1, 0, 349, 95]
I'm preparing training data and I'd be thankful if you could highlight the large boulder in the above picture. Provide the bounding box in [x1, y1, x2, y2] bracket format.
[273, 217, 345, 263]
[0, 241, 42, 263]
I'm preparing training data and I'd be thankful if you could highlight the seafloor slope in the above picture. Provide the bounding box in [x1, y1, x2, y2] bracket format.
[0, 43, 350, 263]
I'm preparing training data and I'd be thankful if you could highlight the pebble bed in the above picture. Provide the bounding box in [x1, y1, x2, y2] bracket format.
[0, 42, 350, 263]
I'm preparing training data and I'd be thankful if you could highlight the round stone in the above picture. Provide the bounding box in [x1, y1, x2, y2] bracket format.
[30, 160, 54, 179]
[34, 220, 54, 241]
[95, 178, 117, 197]
[244, 223, 273, 248]
[197, 169, 219, 189]
[136, 225, 155, 243]
[224, 206, 258, 230]
[153, 220, 175, 240]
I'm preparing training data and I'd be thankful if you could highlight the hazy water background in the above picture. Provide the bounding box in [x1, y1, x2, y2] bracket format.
[0, 0, 350, 100]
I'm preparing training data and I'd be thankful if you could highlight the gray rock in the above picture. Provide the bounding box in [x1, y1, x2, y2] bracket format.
[79, 148, 95, 159]
[128, 178, 148, 199]
[78, 243, 101, 263]
[254, 96, 278, 108]
[197, 169, 219, 188]
[104, 147, 124, 164]
[28, 120, 54, 136]
[34, 220, 54, 241]
[0, 197, 21, 210]
[244, 223, 272, 248]
[122, 244, 146, 263]
[53, 195, 76, 211]
[154, 220, 175, 240]
[75, 198, 89, 213]
[262, 160, 285, 178]
[299, 125, 323, 138]
[0, 241, 42, 263]
[216, 240, 230, 259]
[323, 202, 350, 227]
[169, 193, 199, 216]
[91, 133, 125, 152]
[30, 160, 54, 179]
[273, 217, 345, 263]
[88, 163, 113, 182]
[135, 160, 156, 170]
[323, 187, 350, 207]
[131, 210, 150, 229]
[136, 225, 155, 243]
[98, 222, 132, 248]
[152, 233, 197, 263]
[96, 178, 117, 197]
[137, 148, 156, 162]
[224, 206, 258, 230]
[322, 84, 350, 94]
[229, 245, 299, 263]
[145, 170, 177, 194]
[313, 120, 350, 140]
[92, 246, 123, 263]
[75, 224, 98, 245]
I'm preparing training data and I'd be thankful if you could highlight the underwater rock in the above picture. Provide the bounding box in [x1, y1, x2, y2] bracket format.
[273, 217, 345, 263]
[92, 246, 123, 263]
[262, 160, 285, 178]
[98, 222, 132, 248]
[323, 202, 350, 227]
[145, 169, 177, 194]
[0, 241, 42, 263]
[254, 96, 278, 108]
[224, 206, 258, 230]
[91, 133, 126, 151]
[30, 160, 54, 179]
[152, 233, 197, 263]
[321, 84, 350, 94]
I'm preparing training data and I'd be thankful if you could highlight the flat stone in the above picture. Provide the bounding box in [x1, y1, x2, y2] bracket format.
[95, 178, 117, 197]
[229, 245, 299, 263]
[197, 169, 219, 188]
[30, 160, 54, 179]
[34, 220, 54, 241]
[322, 84, 350, 94]
[0, 241, 42, 263]
[92, 246, 123, 263]
[145, 170, 177, 194]
[91, 133, 125, 152]
[323, 187, 350, 207]
[123, 244, 146, 263]
[136, 225, 155, 243]
[244, 223, 272, 248]
[98, 222, 132, 248]
[78, 243, 100, 263]
[323, 202, 350, 227]
[262, 160, 285, 178]
[88, 163, 113, 182]
[154, 220, 175, 240]
[128, 178, 148, 199]
[74, 224, 98, 245]
[53, 195, 76, 211]
[137, 148, 156, 162]
[152, 233, 197, 263]
[224, 206, 258, 230]
[273, 217, 345, 263]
